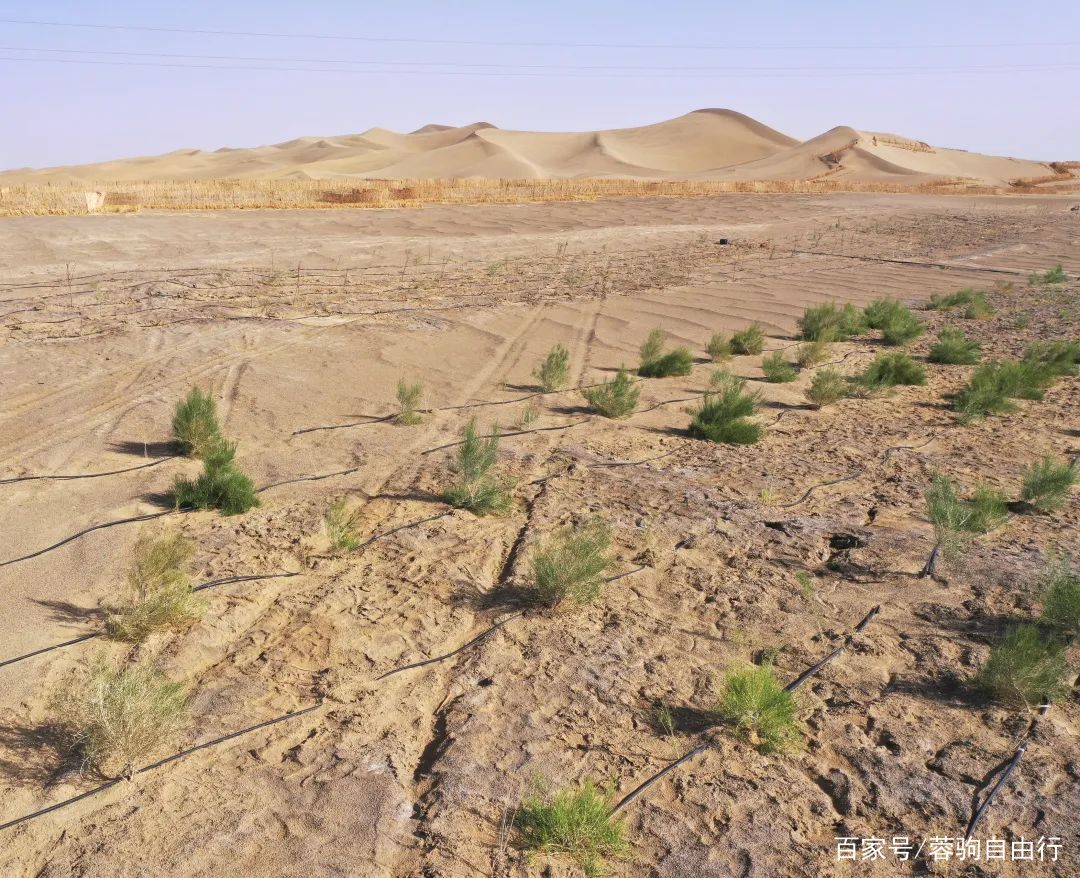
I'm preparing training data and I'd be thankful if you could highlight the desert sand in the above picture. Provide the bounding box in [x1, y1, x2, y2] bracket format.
[1, 109, 1068, 188]
[0, 192, 1077, 877]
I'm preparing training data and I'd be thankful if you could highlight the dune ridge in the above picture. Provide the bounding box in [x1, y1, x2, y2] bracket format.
[1, 108, 1067, 189]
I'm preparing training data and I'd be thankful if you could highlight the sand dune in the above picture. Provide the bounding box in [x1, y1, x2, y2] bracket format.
[0, 108, 1063, 187]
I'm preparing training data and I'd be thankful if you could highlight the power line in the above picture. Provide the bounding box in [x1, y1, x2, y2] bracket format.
[1, 56, 1077, 79]
[2, 45, 1079, 74]
[1, 17, 1079, 51]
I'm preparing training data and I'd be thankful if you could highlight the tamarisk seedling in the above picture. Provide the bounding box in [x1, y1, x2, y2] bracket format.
[51, 655, 188, 777]
[325, 498, 364, 553]
[689, 370, 763, 444]
[1020, 456, 1078, 513]
[962, 292, 995, 320]
[394, 378, 424, 425]
[514, 402, 539, 428]
[760, 351, 797, 383]
[534, 343, 571, 392]
[516, 780, 628, 877]
[1023, 340, 1080, 378]
[806, 367, 848, 407]
[171, 387, 223, 458]
[716, 664, 801, 753]
[922, 473, 1008, 578]
[1029, 264, 1066, 285]
[106, 532, 204, 643]
[798, 303, 866, 341]
[171, 441, 260, 516]
[706, 332, 732, 362]
[858, 351, 926, 390]
[581, 369, 640, 419]
[638, 328, 693, 378]
[928, 327, 982, 365]
[730, 323, 765, 355]
[441, 418, 512, 515]
[530, 517, 613, 608]
[974, 624, 1072, 706]
[927, 288, 977, 311]
[1040, 556, 1080, 637]
[950, 359, 1054, 422]
[795, 339, 830, 369]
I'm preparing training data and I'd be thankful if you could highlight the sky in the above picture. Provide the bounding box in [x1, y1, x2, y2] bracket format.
[1, 0, 1078, 170]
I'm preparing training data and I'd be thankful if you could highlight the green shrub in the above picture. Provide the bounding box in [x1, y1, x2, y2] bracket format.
[863, 297, 909, 329]
[926, 474, 1008, 566]
[1024, 340, 1080, 378]
[951, 359, 1054, 422]
[962, 292, 995, 320]
[638, 329, 693, 377]
[798, 303, 866, 341]
[928, 327, 982, 365]
[171, 442, 260, 515]
[760, 351, 797, 383]
[689, 372, 763, 444]
[582, 370, 640, 419]
[325, 498, 363, 552]
[441, 418, 512, 515]
[795, 339, 830, 369]
[1040, 556, 1080, 635]
[881, 315, 924, 346]
[806, 367, 848, 407]
[1021, 456, 1078, 512]
[534, 344, 571, 392]
[516, 781, 628, 877]
[706, 332, 732, 362]
[1030, 264, 1067, 285]
[106, 532, 203, 643]
[730, 323, 765, 355]
[974, 624, 1072, 706]
[171, 387, 223, 459]
[52, 656, 188, 776]
[927, 288, 977, 311]
[394, 378, 424, 425]
[858, 351, 926, 389]
[716, 665, 801, 753]
[530, 518, 612, 608]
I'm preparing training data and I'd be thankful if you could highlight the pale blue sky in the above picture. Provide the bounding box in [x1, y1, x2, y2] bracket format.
[1, 0, 1077, 169]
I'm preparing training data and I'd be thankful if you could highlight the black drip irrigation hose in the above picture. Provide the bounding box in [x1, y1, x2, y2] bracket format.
[256, 466, 361, 493]
[376, 612, 525, 681]
[609, 604, 881, 815]
[962, 702, 1048, 843]
[0, 510, 175, 569]
[776, 467, 865, 510]
[788, 250, 1052, 279]
[0, 572, 301, 671]
[420, 420, 591, 455]
[0, 455, 178, 486]
[0, 702, 323, 834]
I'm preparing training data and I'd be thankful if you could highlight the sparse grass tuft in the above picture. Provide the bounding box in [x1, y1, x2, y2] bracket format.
[858, 351, 926, 389]
[928, 327, 982, 365]
[325, 498, 364, 552]
[927, 288, 977, 311]
[394, 378, 424, 425]
[798, 303, 866, 341]
[974, 624, 1072, 706]
[171, 441, 260, 515]
[638, 329, 693, 377]
[1029, 264, 1067, 285]
[582, 370, 640, 419]
[806, 367, 848, 407]
[171, 387, 223, 458]
[689, 371, 763, 444]
[530, 518, 612, 608]
[706, 332, 732, 362]
[514, 402, 540, 428]
[516, 780, 628, 877]
[1021, 456, 1078, 512]
[52, 656, 188, 776]
[760, 351, 797, 383]
[795, 339, 830, 368]
[730, 323, 765, 355]
[1041, 556, 1080, 635]
[534, 344, 571, 392]
[441, 418, 512, 515]
[106, 532, 203, 643]
[716, 665, 801, 753]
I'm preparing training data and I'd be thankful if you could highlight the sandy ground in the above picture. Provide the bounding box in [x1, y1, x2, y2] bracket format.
[0, 193, 1077, 877]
